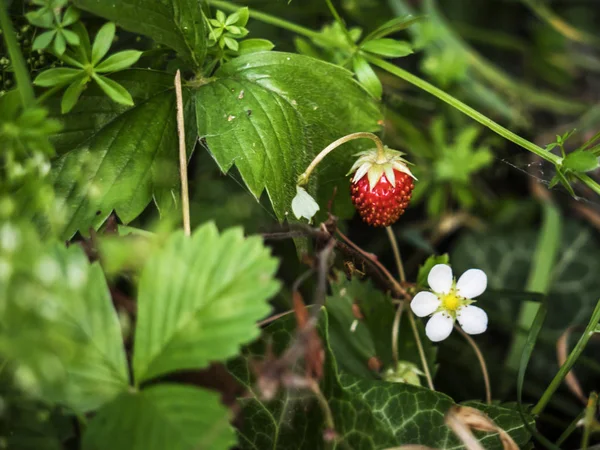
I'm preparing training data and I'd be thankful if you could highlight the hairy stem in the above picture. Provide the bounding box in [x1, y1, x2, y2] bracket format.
[386, 227, 406, 282]
[175, 70, 191, 236]
[455, 325, 491, 404]
[391, 301, 404, 369]
[408, 311, 434, 390]
[298, 132, 385, 186]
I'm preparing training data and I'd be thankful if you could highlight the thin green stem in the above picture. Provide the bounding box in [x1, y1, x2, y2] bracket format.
[455, 325, 491, 405]
[556, 409, 585, 446]
[385, 227, 405, 282]
[532, 299, 600, 416]
[0, 1, 35, 107]
[298, 132, 385, 186]
[582, 392, 598, 450]
[391, 300, 404, 369]
[408, 311, 434, 390]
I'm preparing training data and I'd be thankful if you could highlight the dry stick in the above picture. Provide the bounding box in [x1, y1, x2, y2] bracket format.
[455, 325, 492, 405]
[174, 70, 191, 236]
[385, 227, 435, 391]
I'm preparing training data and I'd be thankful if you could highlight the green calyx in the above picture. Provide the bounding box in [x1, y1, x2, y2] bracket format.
[347, 146, 416, 190]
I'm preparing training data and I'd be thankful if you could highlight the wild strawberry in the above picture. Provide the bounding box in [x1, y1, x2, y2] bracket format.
[348, 147, 415, 227]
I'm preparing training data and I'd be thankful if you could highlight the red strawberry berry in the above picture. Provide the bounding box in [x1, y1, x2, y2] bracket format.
[348, 147, 415, 227]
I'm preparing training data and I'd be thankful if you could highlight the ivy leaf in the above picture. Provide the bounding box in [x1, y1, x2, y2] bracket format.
[227, 311, 533, 449]
[562, 150, 599, 173]
[46, 70, 197, 239]
[72, 0, 207, 68]
[1, 237, 128, 413]
[83, 384, 236, 450]
[132, 223, 279, 384]
[196, 52, 381, 221]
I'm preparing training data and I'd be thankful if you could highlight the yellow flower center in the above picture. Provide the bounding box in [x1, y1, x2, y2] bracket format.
[440, 292, 462, 311]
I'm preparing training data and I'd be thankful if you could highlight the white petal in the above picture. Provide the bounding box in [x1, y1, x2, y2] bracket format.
[456, 269, 487, 299]
[410, 292, 440, 317]
[425, 312, 454, 342]
[291, 186, 319, 221]
[457, 305, 488, 335]
[427, 264, 453, 294]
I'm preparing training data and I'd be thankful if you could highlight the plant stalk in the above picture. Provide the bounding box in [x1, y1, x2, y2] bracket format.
[532, 299, 600, 415]
[175, 70, 191, 236]
[0, 1, 35, 107]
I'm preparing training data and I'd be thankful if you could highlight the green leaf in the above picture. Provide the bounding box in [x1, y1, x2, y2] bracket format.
[326, 274, 437, 379]
[223, 36, 238, 51]
[363, 15, 423, 41]
[417, 253, 449, 288]
[95, 50, 142, 73]
[53, 32, 67, 55]
[33, 67, 82, 87]
[93, 74, 133, 106]
[83, 384, 236, 450]
[228, 311, 533, 449]
[352, 54, 382, 99]
[233, 6, 249, 27]
[61, 6, 80, 27]
[562, 150, 600, 173]
[26, 10, 54, 28]
[361, 38, 413, 58]
[72, 0, 207, 68]
[61, 75, 88, 113]
[61, 28, 80, 46]
[132, 223, 279, 384]
[0, 239, 129, 413]
[32, 30, 56, 50]
[47, 70, 197, 239]
[91, 22, 116, 65]
[238, 38, 274, 55]
[196, 52, 381, 222]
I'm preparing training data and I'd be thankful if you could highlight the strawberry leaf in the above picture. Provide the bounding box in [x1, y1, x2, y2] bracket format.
[195, 52, 381, 221]
[132, 223, 279, 383]
[82, 385, 236, 450]
[46, 70, 197, 239]
[72, 0, 207, 68]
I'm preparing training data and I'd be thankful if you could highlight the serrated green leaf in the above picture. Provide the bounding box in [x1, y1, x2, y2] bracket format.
[34, 67, 82, 87]
[562, 150, 599, 173]
[417, 253, 449, 288]
[228, 311, 533, 449]
[95, 50, 142, 73]
[61, 75, 88, 113]
[0, 239, 129, 412]
[238, 38, 275, 55]
[93, 74, 133, 106]
[352, 54, 382, 99]
[72, 0, 207, 68]
[91, 22, 116, 65]
[361, 38, 413, 58]
[32, 30, 56, 50]
[132, 223, 279, 383]
[83, 384, 236, 450]
[46, 70, 197, 239]
[196, 52, 381, 222]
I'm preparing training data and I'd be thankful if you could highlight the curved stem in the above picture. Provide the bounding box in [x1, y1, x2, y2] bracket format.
[385, 227, 406, 283]
[391, 300, 404, 369]
[298, 132, 385, 185]
[408, 311, 435, 390]
[455, 325, 491, 404]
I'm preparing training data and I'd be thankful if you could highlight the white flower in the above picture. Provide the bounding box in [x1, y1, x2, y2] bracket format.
[291, 186, 320, 222]
[410, 264, 488, 342]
